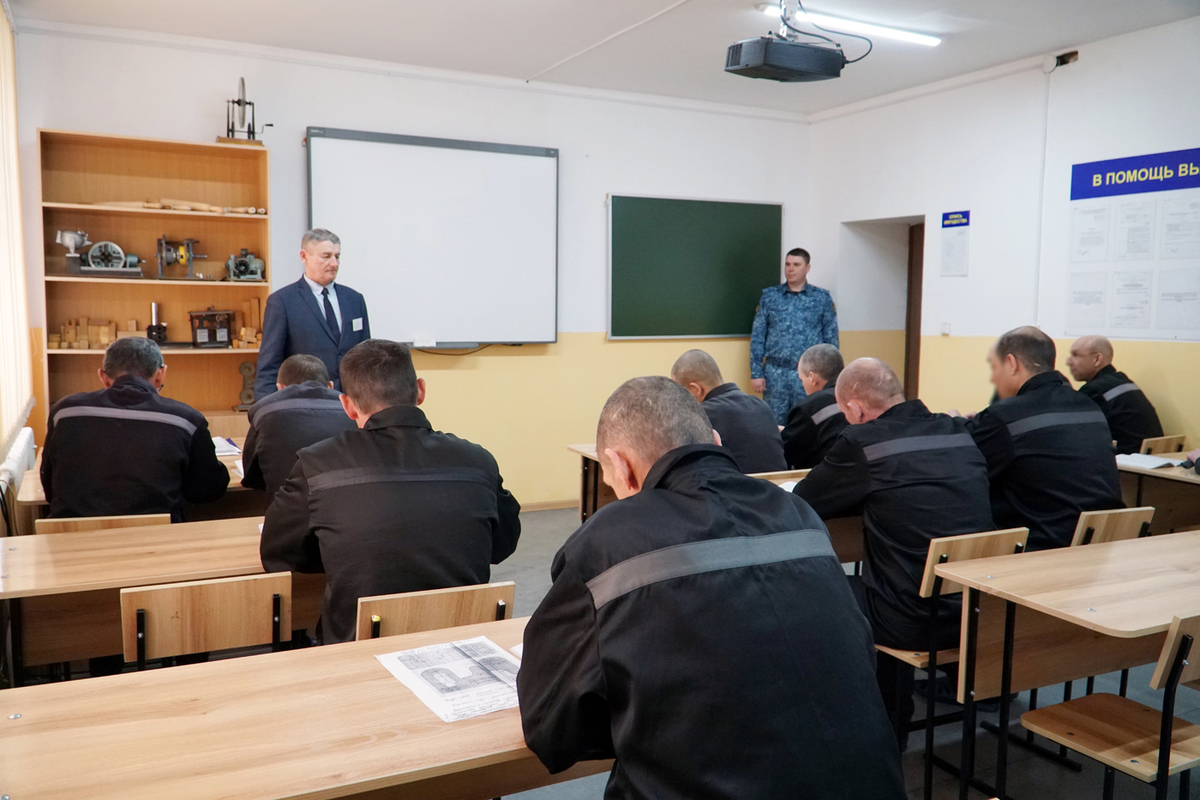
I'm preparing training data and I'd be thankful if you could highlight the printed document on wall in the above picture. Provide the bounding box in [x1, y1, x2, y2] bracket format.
[940, 211, 970, 277]
[1065, 147, 1200, 340]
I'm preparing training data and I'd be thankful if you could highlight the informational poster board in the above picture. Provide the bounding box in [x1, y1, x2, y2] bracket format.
[940, 210, 970, 277]
[1065, 147, 1200, 339]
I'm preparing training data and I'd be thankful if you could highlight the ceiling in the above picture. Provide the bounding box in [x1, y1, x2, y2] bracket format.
[11, 0, 1200, 114]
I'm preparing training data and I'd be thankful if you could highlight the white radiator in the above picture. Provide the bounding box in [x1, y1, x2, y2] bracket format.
[0, 426, 35, 536]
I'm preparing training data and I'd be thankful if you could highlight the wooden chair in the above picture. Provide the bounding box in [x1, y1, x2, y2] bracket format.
[874, 527, 1030, 800]
[1068, 507, 1156, 702]
[1022, 614, 1200, 800]
[35, 513, 170, 534]
[1071, 506, 1155, 547]
[356, 582, 516, 641]
[1142, 435, 1188, 455]
[120, 573, 291, 670]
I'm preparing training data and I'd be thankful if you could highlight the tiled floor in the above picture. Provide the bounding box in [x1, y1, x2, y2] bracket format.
[498, 509, 1199, 800]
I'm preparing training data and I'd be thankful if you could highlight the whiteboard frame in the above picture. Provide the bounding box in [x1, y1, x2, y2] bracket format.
[606, 192, 785, 340]
[306, 126, 560, 347]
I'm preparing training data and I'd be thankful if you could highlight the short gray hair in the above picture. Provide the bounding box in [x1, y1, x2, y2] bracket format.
[597, 376, 713, 465]
[670, 349, 724, 388]
[301, 228, 340, 249]
[798, 344, 844, 383]
[102, 337, 164, 380]
[835, 358, 905, 412]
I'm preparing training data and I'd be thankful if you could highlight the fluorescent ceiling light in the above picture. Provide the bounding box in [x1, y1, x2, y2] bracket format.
[757, 4, 941, 47]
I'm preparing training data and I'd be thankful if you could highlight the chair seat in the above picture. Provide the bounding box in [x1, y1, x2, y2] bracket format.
[1021, 693, 1200, 782]
[875, 644, 959, 670]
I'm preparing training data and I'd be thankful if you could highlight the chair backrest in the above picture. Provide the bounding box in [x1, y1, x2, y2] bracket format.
[120, 573, 292, 662]
[1150, 614, 1200, 691]
[1070, 506, 1155, 547]
[355, 582, 516, 641]
[1141, 435, 1187, 455]
[918, 528, 1030, 598]
[35, 513, 171, 534]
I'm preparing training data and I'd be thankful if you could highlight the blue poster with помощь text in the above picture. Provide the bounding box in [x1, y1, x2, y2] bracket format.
[1071, 147, 1200, 201]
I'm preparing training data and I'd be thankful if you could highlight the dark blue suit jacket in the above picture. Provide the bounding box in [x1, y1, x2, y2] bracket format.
[255, 277, 371, 398]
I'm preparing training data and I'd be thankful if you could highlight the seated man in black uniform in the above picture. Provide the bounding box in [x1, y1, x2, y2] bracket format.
[1066, 335, 1163, 454]
[242, 354, 356, 501]
[794, 358, 994, 741]
[967, 326, 1122, 551]
[781, 343, 848, 468]
[42, 337, 229, 521]
[260, 339, 521, 644]
[670, 349, 786, 473]
[518, 376, 905, 800]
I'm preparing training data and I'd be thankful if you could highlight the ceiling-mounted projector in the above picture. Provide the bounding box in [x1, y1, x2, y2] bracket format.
[725, 37, 845, 81]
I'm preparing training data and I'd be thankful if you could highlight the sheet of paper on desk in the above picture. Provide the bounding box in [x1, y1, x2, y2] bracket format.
[376, 636, 521, 722]
[1116, 453, 1186, 470]
[211, 437, 241, 456]
[777, 480, 799, 493]
[234, 458, 244, 479]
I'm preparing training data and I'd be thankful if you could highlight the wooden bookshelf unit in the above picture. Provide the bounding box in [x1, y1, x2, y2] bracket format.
[35, 129, 271, 436]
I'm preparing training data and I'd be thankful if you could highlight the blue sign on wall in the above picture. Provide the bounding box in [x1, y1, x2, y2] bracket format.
[942, 210, 969, 227]
[1071, 147, 1200, 201]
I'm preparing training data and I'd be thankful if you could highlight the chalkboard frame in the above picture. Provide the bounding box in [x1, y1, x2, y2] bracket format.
[607, 194, 784, 339]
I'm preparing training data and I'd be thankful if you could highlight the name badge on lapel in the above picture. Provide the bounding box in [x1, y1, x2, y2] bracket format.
[352, 318, 363, 332]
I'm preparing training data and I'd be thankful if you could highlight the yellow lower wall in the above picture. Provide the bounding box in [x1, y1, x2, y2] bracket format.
[412, 329, 905, 506]
[918, 335, 1200, 443]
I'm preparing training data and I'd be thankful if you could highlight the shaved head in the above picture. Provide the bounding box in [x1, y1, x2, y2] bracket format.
[670, 350, 724, 392]
[835, 358, 905, 422]
[1066, 335, 1114, 382]
[597, 376, 714, 467]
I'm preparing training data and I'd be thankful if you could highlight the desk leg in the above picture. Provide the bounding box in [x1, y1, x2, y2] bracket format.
[995, 600, 1016, 799]
[3, 597, 25, 688]
[580, 456, 600, 522]
[959, 587, 980, 800]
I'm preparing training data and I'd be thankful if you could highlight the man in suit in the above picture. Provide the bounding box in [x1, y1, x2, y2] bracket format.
[260, 339, 521, 644]
[670, 349, 786, 473]
[42, 337, 229, 522]
[254, 229, 371, 399]
[242, 354, 356, 501]
[966, 326, 1122, 551]
[781, 343, 848, 469]
[518, 376, 905, 799]
[794, 358, 994, 741]
[1066, 335, 1163, 454]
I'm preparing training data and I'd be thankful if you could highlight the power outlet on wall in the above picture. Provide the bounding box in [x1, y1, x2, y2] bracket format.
[941, 323, 952, 336]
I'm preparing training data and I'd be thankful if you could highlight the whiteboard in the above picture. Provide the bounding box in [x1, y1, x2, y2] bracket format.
[307, 128, 558, 346]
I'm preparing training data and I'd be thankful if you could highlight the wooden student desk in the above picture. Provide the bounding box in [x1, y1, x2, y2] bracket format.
[0, 617, 610, 800]
[566, 444, 862, 562]
[14, 436, 266, 534]
[1117, 460, 1200, 535]
[935, 530, 1200, 798]
[0, 516, 324, 682]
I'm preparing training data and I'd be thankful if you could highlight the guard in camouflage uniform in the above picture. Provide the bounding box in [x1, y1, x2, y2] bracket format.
[750, 248, 839, 423]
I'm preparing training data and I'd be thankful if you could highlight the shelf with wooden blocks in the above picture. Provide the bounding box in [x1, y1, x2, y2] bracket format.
[34, 129, 272, 437]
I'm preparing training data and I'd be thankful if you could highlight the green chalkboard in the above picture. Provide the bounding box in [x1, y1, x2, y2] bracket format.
[609, 196, 782, 338]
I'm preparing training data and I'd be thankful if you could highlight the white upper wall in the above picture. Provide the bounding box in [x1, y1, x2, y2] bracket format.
[14, 26, 810, 333]
[808, 15, 1200, 339]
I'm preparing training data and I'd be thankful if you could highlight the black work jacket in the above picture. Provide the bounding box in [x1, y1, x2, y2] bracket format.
[41, 375, 228, 521]
[781, 380, 848, 469]
[967, 371, 1122, 551]
[518, 445, 905, 800]
[260, 405, 521, 643]
[794, 400, 994, 649]
[1078, 365, 1164, 455]
[241, 381, 356, 500]
[701, 382, 787, 473]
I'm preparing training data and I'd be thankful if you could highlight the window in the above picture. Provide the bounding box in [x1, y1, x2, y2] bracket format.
[0, 3, 33, 457]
